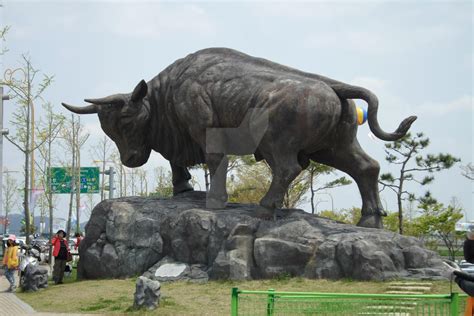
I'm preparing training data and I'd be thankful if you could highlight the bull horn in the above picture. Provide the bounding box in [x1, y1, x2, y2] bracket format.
[61, 103, 98, 114]
[84, 94, 123, 105]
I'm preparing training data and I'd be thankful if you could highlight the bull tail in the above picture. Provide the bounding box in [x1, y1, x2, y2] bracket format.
[331, 83, 417, 141]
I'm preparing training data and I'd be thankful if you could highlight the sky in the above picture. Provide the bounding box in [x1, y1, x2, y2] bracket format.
[0, 0, 472, 223]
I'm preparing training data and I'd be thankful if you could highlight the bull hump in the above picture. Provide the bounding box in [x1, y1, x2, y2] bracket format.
[168, 48, 333, 86]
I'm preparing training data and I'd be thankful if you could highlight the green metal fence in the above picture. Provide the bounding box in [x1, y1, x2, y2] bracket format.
[231, 288, 468, 316]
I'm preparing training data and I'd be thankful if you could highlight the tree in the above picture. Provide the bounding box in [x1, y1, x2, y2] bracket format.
[2, 169, 19, 234]
[0, 25, 9, 56]
[90, 136, 114, 201]
[35, 102, 63, 263]
[128, 168, 138, 196]
[60, 115, 89, 238]
[319, 207, 361, 225]
[414, 194, 464, 261]
[383, 211, 421, 236]
[20, 216, 36, 234]
[83, 192, 98, 218]
[2, 55, 53, 244]
[306, 161, 351, 214]
[151, 166, 173, 198]
[228, 156, 351, 210]
[228, 158, 272, 205]
[192, 155, 243, 192]
[282, 171, 310, 209]
[110, 149, 125, 197]
[136, 168, 148, 196]
[461, 163, 474, 180]
[379, 132, 460, 234]
[319, 210, 349, 223]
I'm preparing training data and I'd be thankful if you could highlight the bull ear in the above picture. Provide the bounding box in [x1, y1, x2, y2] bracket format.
[131, 80, 148, 102]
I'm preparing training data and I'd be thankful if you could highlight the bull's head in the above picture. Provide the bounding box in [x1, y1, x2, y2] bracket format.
[62, 80, 152, 168]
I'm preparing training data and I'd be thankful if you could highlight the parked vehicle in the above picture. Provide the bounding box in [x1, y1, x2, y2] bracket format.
[459, 260, 474, 275]
[30, 234, 48, 263]
[18, 244, 41, 288]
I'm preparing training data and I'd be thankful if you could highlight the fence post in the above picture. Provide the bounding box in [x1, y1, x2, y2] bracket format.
[231, 287, 239, 316]
[267, 289, 275, 316]
[450, 292, 459, 316]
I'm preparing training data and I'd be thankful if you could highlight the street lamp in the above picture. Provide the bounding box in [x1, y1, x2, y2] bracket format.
[316, 192, 334, 212]
[93, 160, 115, 199]
[0, 87, 10, 228]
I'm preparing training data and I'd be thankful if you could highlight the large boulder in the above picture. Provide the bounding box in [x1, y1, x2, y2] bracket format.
[78, 191, 445, 281]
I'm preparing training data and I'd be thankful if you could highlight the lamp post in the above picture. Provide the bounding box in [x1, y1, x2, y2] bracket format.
[93, 160, 115, 199]
[0, 87, 10, 228]
[316, 192, 334, 212]
[4, 64, 35, 243]
[314, 199, 328, 215]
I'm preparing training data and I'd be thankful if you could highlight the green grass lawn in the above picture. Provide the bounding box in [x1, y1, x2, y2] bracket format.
[15, 274, 465, 315]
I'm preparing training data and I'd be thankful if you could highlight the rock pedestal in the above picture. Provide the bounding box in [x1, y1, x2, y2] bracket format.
[78, 191, 446, 281]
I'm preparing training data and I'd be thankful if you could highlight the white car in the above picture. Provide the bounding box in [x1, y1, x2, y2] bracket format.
[459, 260, 474, 275]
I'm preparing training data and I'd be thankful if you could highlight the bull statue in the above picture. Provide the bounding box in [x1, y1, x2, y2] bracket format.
[62, 48, 416, 228]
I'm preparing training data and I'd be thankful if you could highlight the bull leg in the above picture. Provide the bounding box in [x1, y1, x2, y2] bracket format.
[205, 153, 229, 209]
[310, 140, 385, 229]
[185, 125, 228, 208]
[259, 153, 302, 214]
[170, 163, 194, 195]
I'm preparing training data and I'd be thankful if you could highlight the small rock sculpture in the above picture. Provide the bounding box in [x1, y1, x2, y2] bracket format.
[134, 276, 161, 310]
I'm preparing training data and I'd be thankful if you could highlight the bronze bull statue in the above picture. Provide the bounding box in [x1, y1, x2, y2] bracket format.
[63, 48, 416, 228]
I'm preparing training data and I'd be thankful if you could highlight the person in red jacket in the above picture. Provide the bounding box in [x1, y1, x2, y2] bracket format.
[74, 232, 83, 251]
[51, 229, 70, 284]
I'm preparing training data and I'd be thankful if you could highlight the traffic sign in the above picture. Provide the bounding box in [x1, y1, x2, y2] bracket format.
[49, 167, 100, 194]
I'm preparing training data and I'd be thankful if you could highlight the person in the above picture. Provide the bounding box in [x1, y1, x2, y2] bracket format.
[441, 228, 474, 297]
[464, 227, 474, 263]
[51, 229, 70, 284]
[442, 261, 474, 296]
[2, 235, 19, 292]
[74, 232, 83, 251]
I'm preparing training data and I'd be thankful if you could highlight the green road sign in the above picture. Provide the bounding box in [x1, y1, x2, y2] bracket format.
[49, 167, 100, 194]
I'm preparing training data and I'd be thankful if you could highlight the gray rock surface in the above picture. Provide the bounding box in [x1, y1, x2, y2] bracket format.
[134, 276, 161, 310]
[22, 263, 48, 292]
[142, 256, 208, 283]
[78, 191, 446, 281]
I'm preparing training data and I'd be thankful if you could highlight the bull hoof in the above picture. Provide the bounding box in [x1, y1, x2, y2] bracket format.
[357, 214, 383, 229]
[173, 182, 194, 196]
[254, 206, 274, 220]
[206, 197, 227, 209]
[255, 206, 287, 221]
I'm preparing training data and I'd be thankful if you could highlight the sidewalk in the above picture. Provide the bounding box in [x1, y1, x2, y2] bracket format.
[0, 268, 102, 316]
[0, 271, 35, 315]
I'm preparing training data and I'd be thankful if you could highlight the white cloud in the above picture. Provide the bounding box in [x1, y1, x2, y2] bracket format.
[5, 2, 216, 41]
[254, 2, 377, 19]
[83, 121, 104, 139]
[350, 76, 388, 92]
[417, 95, 473, 116]
[98, 3, 216, 40]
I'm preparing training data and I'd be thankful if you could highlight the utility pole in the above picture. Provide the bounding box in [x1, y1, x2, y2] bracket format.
[105, 166, 115, 199]
[0, 87, 10, 226]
